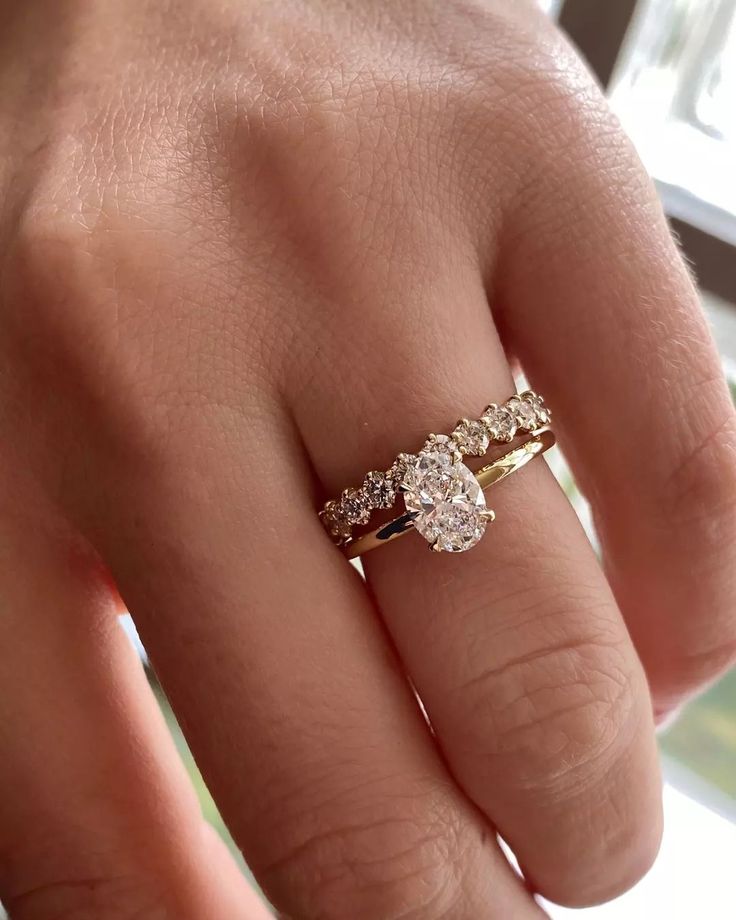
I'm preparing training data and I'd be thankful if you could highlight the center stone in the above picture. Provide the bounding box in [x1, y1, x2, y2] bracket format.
[401, 450, 487, 552]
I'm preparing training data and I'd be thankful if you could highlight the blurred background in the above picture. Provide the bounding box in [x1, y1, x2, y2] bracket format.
[149, 2, 736, 917]
[5, 2, 733, 918]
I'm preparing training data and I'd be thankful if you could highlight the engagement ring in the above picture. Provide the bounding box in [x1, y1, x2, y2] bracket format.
[320, 391, 554, 558]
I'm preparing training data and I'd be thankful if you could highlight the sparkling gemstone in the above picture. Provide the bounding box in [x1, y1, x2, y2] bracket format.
[512, 397, 538, 431]
[388, 453, 414, 486]
[401, 451, 488, 552]
[340, 488, 370, 525]
[526, 392, 551, 425]
[483, 406, 517, 442]
[321, 501, 352, 541]
[452, 418, 490, 456]
[362, 470, 395, 509]
[422, 433, 455, 455]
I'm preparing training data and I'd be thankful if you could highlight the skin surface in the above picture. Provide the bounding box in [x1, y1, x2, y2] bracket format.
[0, 0, 735, 917]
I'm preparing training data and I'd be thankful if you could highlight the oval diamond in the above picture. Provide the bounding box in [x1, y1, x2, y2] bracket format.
[401, 451, 487, 552]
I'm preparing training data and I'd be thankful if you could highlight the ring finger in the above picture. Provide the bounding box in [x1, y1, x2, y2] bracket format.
[294, 248, 662, 908]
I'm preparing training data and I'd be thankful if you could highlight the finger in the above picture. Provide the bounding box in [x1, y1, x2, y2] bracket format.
[0, 503, 264, 919]
[490, 56, 736, 717]
[84, 408, 544, 920]
[293, 256, 661, 907]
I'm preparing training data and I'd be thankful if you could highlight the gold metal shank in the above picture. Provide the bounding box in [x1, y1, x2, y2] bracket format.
[343, 426, 555, 559]
[320, 390, 551, 546]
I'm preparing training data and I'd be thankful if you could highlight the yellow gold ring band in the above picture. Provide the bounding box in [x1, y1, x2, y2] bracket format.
[344, 427, 555, 559]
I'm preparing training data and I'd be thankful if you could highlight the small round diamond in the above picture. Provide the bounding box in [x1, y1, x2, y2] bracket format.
[362, 470, 395, 509]
[483, 406, 517, 442]
[525, 392, 551, 425]
[422, 433, 455, 455]
[340, 488, 370, 525]
[388, 453, 414, 486]
[401, 451, 487, 552]
[320, 390, 552, 550]
[321, 501, 352, 541]
[452, 418, 490, 456]
[511, 397, 538, 431]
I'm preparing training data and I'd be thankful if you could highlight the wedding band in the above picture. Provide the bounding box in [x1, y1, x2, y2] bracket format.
[345, 428, 555, 558]
[320, 391, 553, 556]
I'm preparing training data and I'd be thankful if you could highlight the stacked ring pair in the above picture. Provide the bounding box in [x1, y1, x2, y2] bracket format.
[320, 391, 555, 559]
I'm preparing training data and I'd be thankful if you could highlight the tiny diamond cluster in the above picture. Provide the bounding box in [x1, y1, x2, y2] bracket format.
[320, 390, 550, 545]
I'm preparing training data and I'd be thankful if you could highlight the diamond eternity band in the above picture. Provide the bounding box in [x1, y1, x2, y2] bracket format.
[320, 390, 552, 554]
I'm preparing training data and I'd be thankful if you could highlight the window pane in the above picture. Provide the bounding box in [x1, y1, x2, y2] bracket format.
[537, 0, 563, 16]
[609, 0, 736, 242]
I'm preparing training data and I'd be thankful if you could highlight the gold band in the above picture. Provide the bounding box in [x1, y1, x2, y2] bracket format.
[344, 427, 555, 559]
[321, 390, 551, 546]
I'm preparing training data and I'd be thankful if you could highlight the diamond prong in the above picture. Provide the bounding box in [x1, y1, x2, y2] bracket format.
[320, 390, 550, 551]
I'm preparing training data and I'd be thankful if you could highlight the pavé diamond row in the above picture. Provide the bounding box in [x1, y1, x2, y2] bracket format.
[320, 390, 550, 546]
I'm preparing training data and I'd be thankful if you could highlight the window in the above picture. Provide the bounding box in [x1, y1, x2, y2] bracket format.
[609, 0, 736, 244]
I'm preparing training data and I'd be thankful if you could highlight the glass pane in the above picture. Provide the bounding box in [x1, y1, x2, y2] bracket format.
[609, 0, 736, 240]
[537, 0, 564, 16]
[660, 671, 736, 810]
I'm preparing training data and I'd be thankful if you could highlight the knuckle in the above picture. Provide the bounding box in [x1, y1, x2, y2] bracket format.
[659, 405, 736, 684]
[4, 872, 172, 920]
[664, 402, 736, 536]
[206, 4, 604, 225]
[457, 9, 604, 136]
[11, 195, 93, 302]
[9, 187, 114, 376]
[601, 814, 662, 901]
[652, 614, 736, 709]
[544, 808, 662, 908]
[255, 785, 473, 920]
[455, 591, 639, 794]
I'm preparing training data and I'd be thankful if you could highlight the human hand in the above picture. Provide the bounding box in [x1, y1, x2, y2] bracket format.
[1, 1, 735, 917]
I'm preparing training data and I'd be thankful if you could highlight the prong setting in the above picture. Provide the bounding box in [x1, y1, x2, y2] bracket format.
[319, 391, 549, 549]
